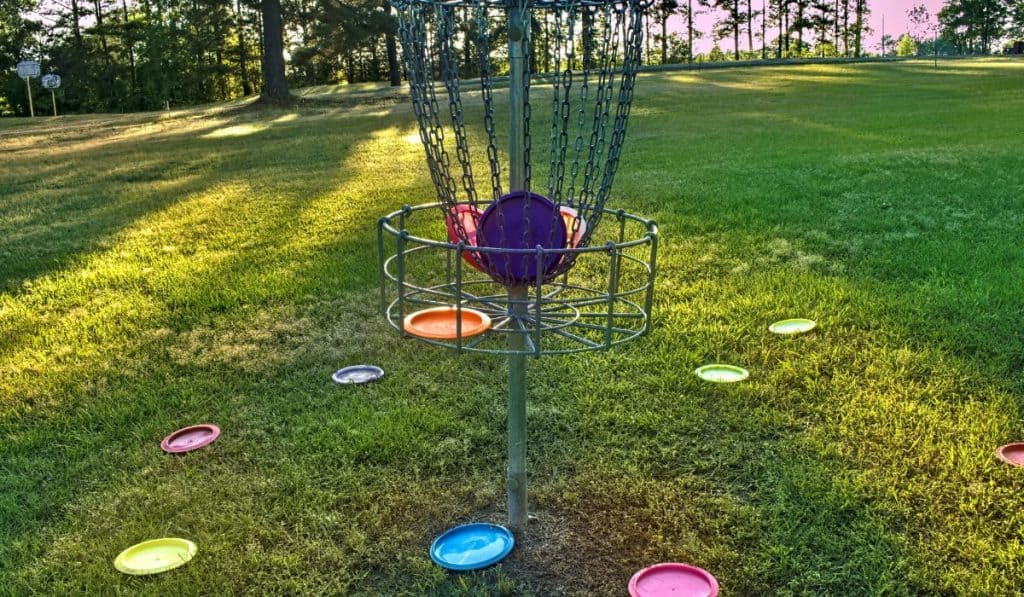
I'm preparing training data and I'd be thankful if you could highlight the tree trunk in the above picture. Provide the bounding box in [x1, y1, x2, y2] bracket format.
[747, 0, 753, 53]
[854, 0, 863, 57]
[645, 13, 651, 64]
[843, 0, 849, 56]
[121, 0, 137, 92]
[71, 0, 84, 51]
[583, 8, 594, 70]
[796, 2, 803, 52]
[687, 0, 694, 63]
[236, 0, 253, 95]
[661, 11, 668, 63]
[385, 1, 401, 86]
[733, 0, 741, 59]
[784, 0, 790, 54]
[778, 0, 783, 57]
[93, 0, 111, 66]
[260, 0, 289, 102]
[762, 0, 767, 58]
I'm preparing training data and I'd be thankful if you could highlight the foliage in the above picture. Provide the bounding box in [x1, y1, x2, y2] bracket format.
[896, 33, 918, 56]
[938, 0, 1009, 54]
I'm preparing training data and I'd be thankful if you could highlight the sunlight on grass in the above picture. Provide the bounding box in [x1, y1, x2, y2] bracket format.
[202, 123, 270, 138]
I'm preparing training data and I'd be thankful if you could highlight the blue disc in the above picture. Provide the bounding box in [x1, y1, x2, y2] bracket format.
[429, 523, 514, 571]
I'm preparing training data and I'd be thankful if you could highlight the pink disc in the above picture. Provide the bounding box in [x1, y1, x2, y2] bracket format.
[996, 442, 1024, 467]
[445, 203, 486, 273]
[628, 563, 719, 597]
[161, 424, 221, 454]
[559, 206, 586, 248]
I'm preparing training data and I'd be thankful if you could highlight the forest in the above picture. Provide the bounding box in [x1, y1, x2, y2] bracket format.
[2, 0, 1023, 116]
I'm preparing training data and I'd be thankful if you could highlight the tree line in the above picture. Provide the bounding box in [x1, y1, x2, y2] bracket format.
[2, 0, 1023, 116]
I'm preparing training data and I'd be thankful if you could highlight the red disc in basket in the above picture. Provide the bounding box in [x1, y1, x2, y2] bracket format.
[161, 424, 221, 454]
[628, 563, 719, 597]
[445, 203, 486, 273]
[996, 442, 1024, 467]
[559, 206, 587, 248]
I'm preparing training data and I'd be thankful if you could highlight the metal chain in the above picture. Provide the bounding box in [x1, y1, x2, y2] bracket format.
[476, 2, 503, 201]
[438, 5, 479, 208]
[397, 5, 458, 211]
[590, 0, 643, 236]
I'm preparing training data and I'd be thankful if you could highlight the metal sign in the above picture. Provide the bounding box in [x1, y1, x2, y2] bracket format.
[41, 74, 61, 89]
[16, 60, 40, 79]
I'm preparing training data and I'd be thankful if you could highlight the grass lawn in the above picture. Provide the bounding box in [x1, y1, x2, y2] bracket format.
[2, 58, 1024, 595]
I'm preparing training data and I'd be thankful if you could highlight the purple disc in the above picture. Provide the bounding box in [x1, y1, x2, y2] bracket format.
[476, 191, 566, 284]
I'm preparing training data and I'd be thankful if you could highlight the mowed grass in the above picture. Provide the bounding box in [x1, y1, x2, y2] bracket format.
[2, 58, 1024, 595]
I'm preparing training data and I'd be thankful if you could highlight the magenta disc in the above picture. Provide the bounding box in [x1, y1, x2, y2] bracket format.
[628, 563, 719, 597]
[476, 191, 566, 284]
[996, 442, 1024, 467]
[161, 424, 221, 454]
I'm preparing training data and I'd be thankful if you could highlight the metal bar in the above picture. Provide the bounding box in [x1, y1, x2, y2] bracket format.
[377, 218, 388, 314]
[25, 77, 34, 118]
[507, 286, 529, 533]
[506, 0, 531, 535]
[544, 326, 603, 348]
[396, 232, 408, 336]
[605, 242, 620, 348]
[643, 224, 658, 335]
[534, 248, 544, 355]
[455, 243, 464, 352]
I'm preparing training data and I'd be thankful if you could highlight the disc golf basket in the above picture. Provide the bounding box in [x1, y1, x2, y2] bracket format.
[379, 0, 657, 534]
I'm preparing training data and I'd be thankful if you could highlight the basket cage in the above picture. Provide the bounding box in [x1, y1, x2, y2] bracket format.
[378, 202, 658, 355]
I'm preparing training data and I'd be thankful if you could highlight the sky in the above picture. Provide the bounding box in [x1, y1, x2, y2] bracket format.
[678, 0, 948, 55]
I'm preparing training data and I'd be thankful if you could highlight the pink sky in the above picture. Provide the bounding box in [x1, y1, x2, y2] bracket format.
[677, 0, 947, 55]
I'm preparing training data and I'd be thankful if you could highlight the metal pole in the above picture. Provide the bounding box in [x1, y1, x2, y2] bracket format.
[25, 77, 34, 118]
[51, 89, 57, 116]
[507, 286, 528, 533]
[506, 0, 530, 534]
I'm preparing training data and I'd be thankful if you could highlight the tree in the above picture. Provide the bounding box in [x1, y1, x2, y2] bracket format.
[789, 0, 812, 56]
[1, 0, 42, 116]
[938, 0, 1006, 55]
[655, 0, 679, 64]
[1009, 0, 1024, 41]
[908, 4, 939, 57]
[853, 0, 868, 56]
[810, 0, 835, 56]
[260, 0, 289, 102]
[703, 0, 743, 59]
[896, 33, 917, 56]
[686, 0, 699, 62]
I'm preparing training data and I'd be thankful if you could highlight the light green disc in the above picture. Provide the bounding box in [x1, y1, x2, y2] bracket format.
[768, 318, 817, 335]
[114, 538, 197, 575]
[694, 364, 749, 383]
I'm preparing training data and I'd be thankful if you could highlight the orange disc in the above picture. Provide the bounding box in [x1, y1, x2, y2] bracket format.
[403, 306, 491, 340]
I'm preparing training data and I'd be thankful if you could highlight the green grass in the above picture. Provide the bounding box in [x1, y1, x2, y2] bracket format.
[3, 57, 1024, 595]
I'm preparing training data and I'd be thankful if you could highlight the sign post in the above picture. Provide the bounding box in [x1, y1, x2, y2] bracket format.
[16, 60, 40, 117]
[41, 74, 61, 116]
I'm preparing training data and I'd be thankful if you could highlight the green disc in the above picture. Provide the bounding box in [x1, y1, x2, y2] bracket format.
[694, 364, 749, 383]
[768, 318, 817, 335]
[114, 538, 197, 575]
